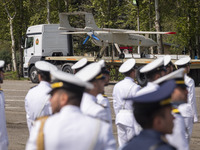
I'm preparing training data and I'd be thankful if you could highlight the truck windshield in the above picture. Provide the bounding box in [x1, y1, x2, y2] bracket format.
[25, 37, 34, 48]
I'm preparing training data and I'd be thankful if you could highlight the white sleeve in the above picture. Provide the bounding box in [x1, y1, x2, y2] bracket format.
[112, 86, 121, 115]
[101, 123, 117, 150]
[188, 79, 198, 122]
[25, 121, 41, 150]
[25, 95, 32, 133]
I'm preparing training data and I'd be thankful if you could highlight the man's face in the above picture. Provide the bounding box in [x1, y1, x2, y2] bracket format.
[50, 90, 62, 114]
[166, 65, 173, 74]
[171, 86, 188, 103]
[186, 65, 190, 74]
[159, 106, 174, 134]
[160, 70, 166, 77]
[103, 74, 110, 86]
[0, 71, 4, 84]
[95, 79, 105, 94]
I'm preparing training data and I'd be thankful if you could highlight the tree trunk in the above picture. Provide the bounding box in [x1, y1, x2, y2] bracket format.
[18, 0, 23, 77]
[9, 18, 17, 72]
[47, 0, 50, 24]
[3, 0, 18, 74]
[64, 0, 69, 12]
[154, 0, 164, 54]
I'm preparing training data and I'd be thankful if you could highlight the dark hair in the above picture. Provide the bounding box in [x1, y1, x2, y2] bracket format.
[52, 88, 83, 106]
[38, 70, 51, 82]
[146, 70, 162, 82]
[124, 69, 135, 76]
[134, 105, 168, 129]
[177, 63, 190, 69]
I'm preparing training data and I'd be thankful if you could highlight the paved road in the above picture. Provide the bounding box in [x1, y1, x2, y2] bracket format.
[2, 80, 200, 150]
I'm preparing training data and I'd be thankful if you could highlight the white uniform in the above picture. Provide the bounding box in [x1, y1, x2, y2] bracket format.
[0, 91, 9, 150]
[25, 81, 52, 133]
[185, 75, 198, 122]
[112, 77, 141, 146]
[166, 110, 189, 150]
[178, 75, 198, 139]
[81, 92, 109, 122]
[97, 93, 112, 126]
[26, 105, 116, 150]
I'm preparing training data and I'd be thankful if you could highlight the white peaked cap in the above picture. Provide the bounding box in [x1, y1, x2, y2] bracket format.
[35, 61, 58, 72]
[71, 58, 88, 70]
[50, 69, 93, 90]
[0, 60, 5, 68]
[164, 55, 172, 66]
[140, 57, 164, 73]
[75, 62, 102, 82]
[153, 68, 185, 85]
[98, 60, 105, 68]
[119, 59, 136, 73]
[174, 56, 191, 66]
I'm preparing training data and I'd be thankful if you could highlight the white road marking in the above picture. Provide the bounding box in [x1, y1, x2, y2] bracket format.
[3, 89, 28, 92]
[6, 96, 25, 98]
[5, 106, 24, 109]
[5, 99, 24, 102]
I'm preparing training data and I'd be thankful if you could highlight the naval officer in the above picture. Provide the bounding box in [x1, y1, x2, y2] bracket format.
[122, 80, 176, 150]
[0, 60, 9, 150]
[26, 69, 116, 150]
[25, 61, 57, 133]
[75, 62, 111, 123]
[112, 59, 141, 146]
[154, 68, 189, 150]
[174, 56, 198, 140]
[97, 60, 112, 126]
[136, 57, 166, 96]
[164, 55, 174, 74]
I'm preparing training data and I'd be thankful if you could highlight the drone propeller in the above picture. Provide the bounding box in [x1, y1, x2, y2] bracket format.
[83, 32, 100, 44]
[83, 36, 90, 44]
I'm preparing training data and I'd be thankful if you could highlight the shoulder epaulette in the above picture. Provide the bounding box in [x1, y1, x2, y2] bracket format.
[172, 108, 180, 114]
[102, 94, 108, 98]
[0, 88, 3, 91]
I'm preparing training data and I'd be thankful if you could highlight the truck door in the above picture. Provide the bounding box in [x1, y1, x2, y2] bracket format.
[24, 35, 34, 67]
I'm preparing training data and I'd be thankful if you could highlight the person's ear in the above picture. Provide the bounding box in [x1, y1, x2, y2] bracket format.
[153, 115, 163, 131]
[38, 74, 41, 81]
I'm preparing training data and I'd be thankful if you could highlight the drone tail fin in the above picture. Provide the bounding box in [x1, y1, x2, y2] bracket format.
[85, 13, 100, 30]
[59, 13, 75, 31]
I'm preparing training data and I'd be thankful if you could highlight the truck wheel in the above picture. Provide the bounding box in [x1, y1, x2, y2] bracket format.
[30, 66, 39, 83]
[62, 65, 73, 74]
[136, 66, 147, 87]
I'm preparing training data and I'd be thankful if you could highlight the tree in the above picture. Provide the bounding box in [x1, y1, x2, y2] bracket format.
[154, 0, 163, 54]
[3, 0, 18, 74]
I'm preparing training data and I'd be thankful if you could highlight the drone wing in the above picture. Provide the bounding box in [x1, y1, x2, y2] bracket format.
[100, 28, 176, 34]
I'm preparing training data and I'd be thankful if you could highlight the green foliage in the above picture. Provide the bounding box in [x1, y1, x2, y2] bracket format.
[4, 71, 27, 80]
[1, 0, 200, 76]
[0, 41, 12, 66]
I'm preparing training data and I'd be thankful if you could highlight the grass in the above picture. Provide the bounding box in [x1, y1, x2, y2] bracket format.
[4, 71, 28, 80]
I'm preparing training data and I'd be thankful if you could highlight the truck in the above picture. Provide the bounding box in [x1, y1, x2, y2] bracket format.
[23, 24, 73, 83]
[23, 23, 200, 86]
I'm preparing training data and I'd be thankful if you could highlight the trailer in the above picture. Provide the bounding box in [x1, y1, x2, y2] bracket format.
[23, 24, 200, 86]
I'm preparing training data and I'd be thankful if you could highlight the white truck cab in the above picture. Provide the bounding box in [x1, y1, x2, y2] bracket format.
[23, 24, 72, 83]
